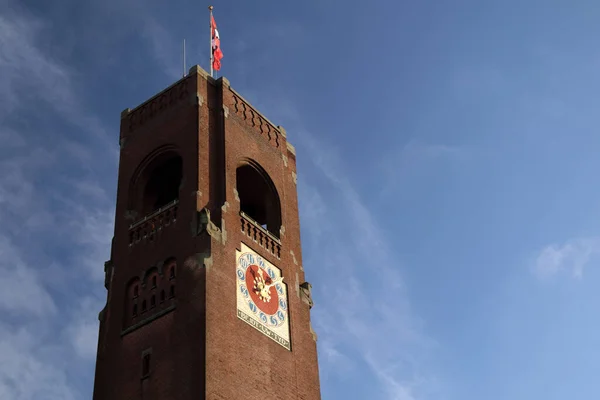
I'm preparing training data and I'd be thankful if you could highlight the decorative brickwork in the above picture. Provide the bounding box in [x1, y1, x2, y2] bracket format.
[230, 92, 283, 149]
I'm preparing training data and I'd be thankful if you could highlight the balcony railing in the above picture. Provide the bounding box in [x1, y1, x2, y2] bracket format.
[240, 212, 281, 259]
[129, 200, 179, 246]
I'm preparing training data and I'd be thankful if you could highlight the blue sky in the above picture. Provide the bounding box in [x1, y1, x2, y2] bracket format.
[2, 0, 600, 398]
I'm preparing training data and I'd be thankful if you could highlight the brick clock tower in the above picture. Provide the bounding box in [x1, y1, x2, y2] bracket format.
[92, 65, 321, 400]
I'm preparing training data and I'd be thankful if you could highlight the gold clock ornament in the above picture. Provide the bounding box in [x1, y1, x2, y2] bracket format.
[236, 243, 290, 350]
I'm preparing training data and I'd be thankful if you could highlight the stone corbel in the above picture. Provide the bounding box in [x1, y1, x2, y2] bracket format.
[183, 252, 213, 271]
[98, 306, 106, 322]
[299, 282, 314, 309]
[193, 207, 223, 242]
[124, 209, 139, 221]
[104, 260, 114, 290]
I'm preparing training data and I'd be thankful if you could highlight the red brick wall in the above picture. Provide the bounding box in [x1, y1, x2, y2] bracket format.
[93, 66, 321, 400]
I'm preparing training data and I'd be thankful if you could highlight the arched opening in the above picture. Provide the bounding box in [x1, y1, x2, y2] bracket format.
[141, 155, 183, 214]
[236, 162, 282, 237]
[125, 277, 141, 326]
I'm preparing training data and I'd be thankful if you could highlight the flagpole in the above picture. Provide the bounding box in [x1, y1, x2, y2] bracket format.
[209, 5, 214, 78]
[183, 39, 186, 78]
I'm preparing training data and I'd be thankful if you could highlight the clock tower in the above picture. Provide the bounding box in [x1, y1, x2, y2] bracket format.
[92, 65, 321, 400]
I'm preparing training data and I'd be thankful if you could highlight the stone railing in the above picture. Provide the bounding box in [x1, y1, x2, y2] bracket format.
[240, 212, 281, 259]
[129, 200, 179, 246]
[124, 79, 190, 133]
[231, 93, 282, 149]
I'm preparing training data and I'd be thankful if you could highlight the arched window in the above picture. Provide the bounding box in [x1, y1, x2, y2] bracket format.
[152, 276, 157, 289]
[169, 266, 175, 280]
[142, 156, 182, 214]
[125, 277, 141, 326]
[169, 285, 175, 298]
[142, 300, 147, 313]
[150, 295, 156, 308]
[236, 161, 282, 237]
[160, 290, 165, 303]
[130, 149, 183, 216]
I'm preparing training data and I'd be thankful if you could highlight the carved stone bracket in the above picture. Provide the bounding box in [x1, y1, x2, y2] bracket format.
[98, 306, 106, 322]
[183, 252, 213, 271]
[104, 260, 114, 290]
[194, 208, 224, 243]
[221, 202, 230, 213]
[299, 281, 314, 309]
[124, 209, 139, 221]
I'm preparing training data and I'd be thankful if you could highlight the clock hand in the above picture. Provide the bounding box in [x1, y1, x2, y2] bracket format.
[264, 276, 283, 290]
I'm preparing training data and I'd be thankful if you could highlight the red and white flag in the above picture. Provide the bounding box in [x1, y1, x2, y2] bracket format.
[211, 14, 223, 71]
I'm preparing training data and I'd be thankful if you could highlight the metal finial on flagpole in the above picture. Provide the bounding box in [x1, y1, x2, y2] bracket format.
[209, 5, 214, 78]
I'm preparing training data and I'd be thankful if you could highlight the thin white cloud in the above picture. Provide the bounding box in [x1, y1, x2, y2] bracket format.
[379, 140, 470, 198]
[533, 237, 600, 279]
[0, 236, 57, 316]
[0, 2, 116, 398]
[139, 16, 182, 80]
[65, 295, 105, 360]
[0, 322, 78, 400]
[296, 131, 437, 399]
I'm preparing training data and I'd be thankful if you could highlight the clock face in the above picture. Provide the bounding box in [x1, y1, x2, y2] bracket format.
[236, 243, 290, 350]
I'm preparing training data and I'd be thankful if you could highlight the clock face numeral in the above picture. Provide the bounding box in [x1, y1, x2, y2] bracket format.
[259, 312, 268, 324]
[236, 243, 291, 350]
[248, 301, 257, 314]
[237, 269, 245, 280]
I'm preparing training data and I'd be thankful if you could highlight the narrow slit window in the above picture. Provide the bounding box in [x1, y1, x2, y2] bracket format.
[169, 267, 175, 280]
[142, 353, 151, 377]
[160, 290, 165, 303]
[133, 285, 139, 298]
[169, 285, 175, 298]
[152, 276, 157, 288]
[132, 303, 138, 317]
[150, 295, 156, 308]
[142, 300, 147, 313]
